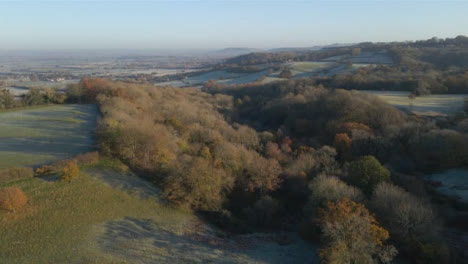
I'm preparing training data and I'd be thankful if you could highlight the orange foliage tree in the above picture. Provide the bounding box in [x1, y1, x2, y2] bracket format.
[340, 122, 373, 136]
[333, 133, 352, 161]
[318, 199, 397, 264]
[60, 160, 80, 182]
[0, 187, 27, 211]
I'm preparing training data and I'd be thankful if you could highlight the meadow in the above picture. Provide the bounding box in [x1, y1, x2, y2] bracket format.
[365, 91, 468, 116]
[0, 104, 97, 169]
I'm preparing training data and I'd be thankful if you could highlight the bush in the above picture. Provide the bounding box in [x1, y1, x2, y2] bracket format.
[74, 151, 99, 166]
[60, 160, 80, 182]
[35, 165, 54, 177]
[0, 187, 27, 211]
[317, 199, 397, 264]
[0, 167, 34, 184]
[348, 155, 391, 194]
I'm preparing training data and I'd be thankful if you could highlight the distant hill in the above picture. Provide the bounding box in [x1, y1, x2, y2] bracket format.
[268, 43, 353, 53]
[211, 48, 264, 58]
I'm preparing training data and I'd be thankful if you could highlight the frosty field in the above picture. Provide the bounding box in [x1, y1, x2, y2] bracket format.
[0, 104, 97, 169]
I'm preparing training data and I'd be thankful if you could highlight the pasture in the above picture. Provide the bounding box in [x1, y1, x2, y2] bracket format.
[365, 91, 467, 116]
[0, 161, 318, 263]
[0, 104, 97, 169]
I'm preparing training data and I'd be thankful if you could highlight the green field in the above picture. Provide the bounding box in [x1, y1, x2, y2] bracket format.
[0, 104, 97, 169]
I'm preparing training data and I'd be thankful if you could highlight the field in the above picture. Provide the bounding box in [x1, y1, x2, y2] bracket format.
[426, 169, 468, 203]
[365, 91, 468, 116]
[0, 104, 97, 169]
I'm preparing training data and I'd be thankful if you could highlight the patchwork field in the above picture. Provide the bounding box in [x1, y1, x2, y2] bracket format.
[0, 104, 97, 169]
[365, 91, 468, 116]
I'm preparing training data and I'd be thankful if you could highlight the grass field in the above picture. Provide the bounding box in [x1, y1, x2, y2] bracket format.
[365, 91, 468, 116]
[0, 161, 318, 263]
[0, 104, 97, 169]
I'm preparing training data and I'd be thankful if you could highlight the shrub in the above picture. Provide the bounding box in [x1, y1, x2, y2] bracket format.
[60, 160, 80, 182]
[74, 151, 99, 166]
[0, 187, 27, 211]
[318, 199, 397, 264]
[370, 182, 436, 246]
[348, 155, 391, 194]
[35, 165, 54, 176]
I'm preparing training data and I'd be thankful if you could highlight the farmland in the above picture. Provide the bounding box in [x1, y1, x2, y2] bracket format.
[365, 91, 468, 116]
[0, 104, 97, 169]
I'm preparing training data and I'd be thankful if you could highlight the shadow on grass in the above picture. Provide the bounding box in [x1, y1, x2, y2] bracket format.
[97, 217, 237, 263]
[96, 216, 319, 264]
[85, 168, 162, 200]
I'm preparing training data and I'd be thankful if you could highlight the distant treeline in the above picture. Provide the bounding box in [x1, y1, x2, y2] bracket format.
[0, 87, 66, 110]
[219, 36, 468, 95]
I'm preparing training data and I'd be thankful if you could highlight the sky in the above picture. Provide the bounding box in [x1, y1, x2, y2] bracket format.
[0, 0, 467, 50]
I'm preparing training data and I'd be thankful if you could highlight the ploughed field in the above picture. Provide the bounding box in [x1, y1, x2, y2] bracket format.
[0, 104, 97, 169]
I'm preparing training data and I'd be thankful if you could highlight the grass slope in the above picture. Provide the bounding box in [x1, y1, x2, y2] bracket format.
[0, 104, 97, 169]
[0, 161, 318, 263]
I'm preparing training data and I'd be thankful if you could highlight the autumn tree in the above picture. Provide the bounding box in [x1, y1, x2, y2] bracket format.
[60, 160, 79, 182]
[348, 155, 391, 194]
[333, 133, 352, 161]
[371, 183, 436, 246]
[318, 199, 397, 264]
[0, 89, 15, 109]
[0, 187, 27, 211]
[23, 88, 44, 106]
[339, 122, 373, 136]
[163, 156, 233, 210]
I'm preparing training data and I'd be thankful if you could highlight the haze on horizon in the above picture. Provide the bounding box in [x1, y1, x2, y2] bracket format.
[1, 0, 468, 51]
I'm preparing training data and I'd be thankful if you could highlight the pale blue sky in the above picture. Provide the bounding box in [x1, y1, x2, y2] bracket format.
[0, 0, 467, 50]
